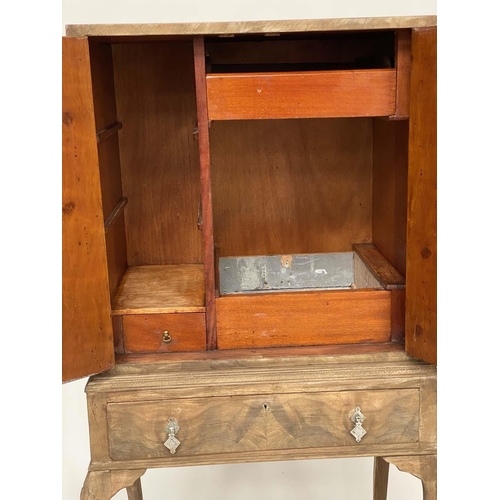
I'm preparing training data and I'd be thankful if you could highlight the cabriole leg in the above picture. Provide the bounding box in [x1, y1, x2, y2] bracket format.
[373, 456, 390, 500]
[126, 478, 144, 500]
[382, 455, 437, 500]
[81, 469, 146, 500]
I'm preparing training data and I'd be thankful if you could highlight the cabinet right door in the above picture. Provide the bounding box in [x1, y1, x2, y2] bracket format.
[406, 27, 437, 365]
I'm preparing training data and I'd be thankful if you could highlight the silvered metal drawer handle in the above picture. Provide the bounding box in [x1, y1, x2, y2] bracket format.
[163, 331, 172, 343]
[349, 406, 367, 443]
[164, 417, 180, 454]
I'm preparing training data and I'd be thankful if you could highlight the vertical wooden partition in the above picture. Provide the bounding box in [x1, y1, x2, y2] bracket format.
[193, 37, 217, 349]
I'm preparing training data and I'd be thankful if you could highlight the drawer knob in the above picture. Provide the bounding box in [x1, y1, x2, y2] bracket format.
[164, 417, 180, 454]
[349, 406, 367, 443]
[163, 331, 172, 343]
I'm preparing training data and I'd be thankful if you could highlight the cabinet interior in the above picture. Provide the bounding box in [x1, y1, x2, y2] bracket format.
[87, 33, 409, 357]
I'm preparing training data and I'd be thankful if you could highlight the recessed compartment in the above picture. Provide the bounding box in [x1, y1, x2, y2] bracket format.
[215, 248, 403, 349]
[205, 31, 398, 120]
[86, 40, 206, 354]
[210, 115, 408, 349]
[83, 31, 410, 357]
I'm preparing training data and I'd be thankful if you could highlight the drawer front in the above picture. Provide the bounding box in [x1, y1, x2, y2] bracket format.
[206, 69, 397, 120]
[108, 389, 419, 460]
[216, 289, 392, 349]
[122, 313, 206, 353]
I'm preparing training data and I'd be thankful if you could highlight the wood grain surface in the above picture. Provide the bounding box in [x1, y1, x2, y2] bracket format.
[126, 479, 143, 500]
[85, 347, 435, 472]
[373, 456, 390, 500]
[112, 264, 205, 315]
[86, 394, 111, 463]
[81, 469, 146, 500]
[105, 210, 128, 299]
[353, 243, 405, 289]
[88, 40, 128, 301]
[107, 388, 419, 460]
[406, 27, 437, 365]
[66, 16, 437, 37]
[97, 122, 122, 143]
[104, 197, 127, 233]
[194, 37, 218, 350]
[383, 455, 437, 500]
[211, 118, 373, 256]
[123, 313, 206, 353]
[394, 30, 412, 118]
[96, 133, 123, 222]
[88, 350, 432, 397]
[216, 289, 392, 349]
[115, 343, 403, 365]
[62, 37, 114, 382]
[206, 69, 396, 120]
[353, 253, 384, 289]
[112, 42, 202, 265]
[112, 315, 124, 354]
[391, 288, 406, 343]
[372, 118, 409, 276]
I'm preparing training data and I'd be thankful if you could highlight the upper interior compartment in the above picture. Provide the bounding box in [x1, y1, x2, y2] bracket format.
[203, 31, 399, 121]
[205, 31, 395, 73]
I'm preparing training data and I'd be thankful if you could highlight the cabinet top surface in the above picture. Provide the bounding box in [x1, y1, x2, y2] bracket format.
[65, 15, 436, 37]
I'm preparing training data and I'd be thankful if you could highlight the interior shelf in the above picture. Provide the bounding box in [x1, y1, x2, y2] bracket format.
[112, 264, 205, 315]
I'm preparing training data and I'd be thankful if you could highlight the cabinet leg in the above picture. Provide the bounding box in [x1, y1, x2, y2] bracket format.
[382, 455, 436, 500]
[81, 469, 146, 500]
[373, 457, 390, 500]
[127, 478, 144, 500]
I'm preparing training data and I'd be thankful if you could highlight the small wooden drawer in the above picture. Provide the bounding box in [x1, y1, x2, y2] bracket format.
[122, 313, 206, 353]
[206, 69, 396, 120]
[108, 388, 419, 460]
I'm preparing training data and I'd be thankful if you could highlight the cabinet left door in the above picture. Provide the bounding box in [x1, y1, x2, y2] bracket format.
[62, 37, 115, 382]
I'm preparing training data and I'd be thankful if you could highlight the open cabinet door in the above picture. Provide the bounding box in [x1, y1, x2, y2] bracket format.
[63, 37, 115, 381]
[405, 27, 437, 365]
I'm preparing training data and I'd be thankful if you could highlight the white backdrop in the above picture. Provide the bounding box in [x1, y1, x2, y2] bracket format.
[62, 2, 436, 498]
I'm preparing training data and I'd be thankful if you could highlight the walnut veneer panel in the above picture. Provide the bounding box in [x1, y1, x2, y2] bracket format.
[66, 16, 437, 37]
[85, 351, 435, 468]
[108, 388, 419, 460]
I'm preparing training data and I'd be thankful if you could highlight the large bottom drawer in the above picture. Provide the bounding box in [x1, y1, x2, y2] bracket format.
[108, 388, 419, 460]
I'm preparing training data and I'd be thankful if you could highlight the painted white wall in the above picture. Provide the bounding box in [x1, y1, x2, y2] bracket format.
[62, 2, 436, 498]
[62, 0, 435, 26]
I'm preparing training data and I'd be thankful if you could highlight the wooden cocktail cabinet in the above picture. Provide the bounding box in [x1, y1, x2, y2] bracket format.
[63, 16, 437, 500]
